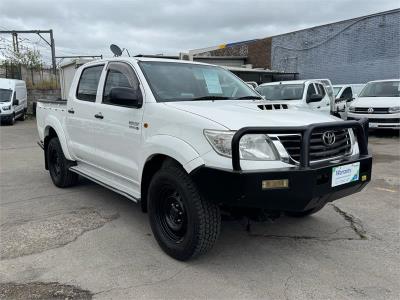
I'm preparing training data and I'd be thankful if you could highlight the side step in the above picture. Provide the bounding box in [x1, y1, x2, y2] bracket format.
[70, 163, 140, 203]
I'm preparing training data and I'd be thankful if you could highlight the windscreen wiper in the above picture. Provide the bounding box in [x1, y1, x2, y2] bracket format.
[191, 96, 232, 100]
[233, 96, 263, 100]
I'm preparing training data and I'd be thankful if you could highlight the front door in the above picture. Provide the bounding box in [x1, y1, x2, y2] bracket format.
[92, 61, 144, 188]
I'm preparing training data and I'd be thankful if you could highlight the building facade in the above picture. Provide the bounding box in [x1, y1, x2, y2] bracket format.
[190, 9, 400, 84]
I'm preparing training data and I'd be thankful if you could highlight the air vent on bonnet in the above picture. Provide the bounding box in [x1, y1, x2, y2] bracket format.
[258, 104, 288, 110]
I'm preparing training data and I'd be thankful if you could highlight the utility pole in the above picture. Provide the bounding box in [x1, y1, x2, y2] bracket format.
[0, 30, 56, 74]
[49, 30, 56, 75]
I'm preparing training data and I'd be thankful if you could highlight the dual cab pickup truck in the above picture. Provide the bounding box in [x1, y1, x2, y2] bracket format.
[37, 57, 372, 260]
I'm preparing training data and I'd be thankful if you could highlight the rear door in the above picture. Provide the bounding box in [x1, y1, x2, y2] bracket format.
[92, 61, 144, 186]
[65, 64, 105, 163]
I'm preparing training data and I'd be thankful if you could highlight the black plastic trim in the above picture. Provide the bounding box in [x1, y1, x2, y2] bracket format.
[231, 119, 369, 171]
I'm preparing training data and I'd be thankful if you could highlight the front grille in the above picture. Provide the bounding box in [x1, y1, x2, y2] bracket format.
[368, 118, 400, 123]
[354, 107, 389, 114]
[278, 129, 352, 163]
[258, 104, 288, 110]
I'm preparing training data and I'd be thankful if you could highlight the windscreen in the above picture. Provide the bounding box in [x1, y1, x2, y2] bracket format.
[0, 89, 13, 102]
[256, 84, 304, 100]
[359, 81, 400, 98]
[333, 87, 342, 96]
[139, 61, 260, 102]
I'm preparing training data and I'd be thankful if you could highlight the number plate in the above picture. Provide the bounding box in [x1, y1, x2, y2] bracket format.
[332, 162, 360, 187]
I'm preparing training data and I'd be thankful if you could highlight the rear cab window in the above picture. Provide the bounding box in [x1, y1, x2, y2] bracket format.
[76, 65, 104, 102]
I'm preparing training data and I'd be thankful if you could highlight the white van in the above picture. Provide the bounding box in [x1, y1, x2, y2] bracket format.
[0, 79, 28, 125]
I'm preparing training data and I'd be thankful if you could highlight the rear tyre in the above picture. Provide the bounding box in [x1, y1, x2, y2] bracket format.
[285, 205, 324, 218]
[148, 163, 221, 261]
[47, 137, 79, 188]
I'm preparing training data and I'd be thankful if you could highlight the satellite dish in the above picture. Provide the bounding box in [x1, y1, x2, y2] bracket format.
[110, 44, 123, 57]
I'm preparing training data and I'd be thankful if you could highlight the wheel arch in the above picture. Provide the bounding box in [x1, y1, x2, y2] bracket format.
[139, 135, 205, 212]
[43, 123, 73, 169]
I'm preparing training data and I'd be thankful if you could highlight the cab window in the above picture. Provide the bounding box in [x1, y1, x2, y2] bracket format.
[102, 62, 140, 107]
[341, 87, 353, 99]
[76, 65, 104, 102]
[306, 84, 317, 99]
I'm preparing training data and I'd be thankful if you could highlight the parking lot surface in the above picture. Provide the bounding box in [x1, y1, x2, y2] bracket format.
[0, 120, 399, 299]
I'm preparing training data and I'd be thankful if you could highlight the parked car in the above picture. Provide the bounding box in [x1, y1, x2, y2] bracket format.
[36, 58, 372, 260]
[256, 80, 331, 114]
[333, 84, 365, 114]
[348, 79, 400, 130]
[0, 78, 27, 125]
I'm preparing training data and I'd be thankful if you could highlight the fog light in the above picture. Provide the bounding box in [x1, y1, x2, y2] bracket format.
[361, 175, 367, 182]
[262, 179, 289, 189]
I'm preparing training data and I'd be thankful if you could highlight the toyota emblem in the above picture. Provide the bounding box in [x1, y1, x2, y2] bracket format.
[368, 107, 374, 113]
[322, 131, 336, 146]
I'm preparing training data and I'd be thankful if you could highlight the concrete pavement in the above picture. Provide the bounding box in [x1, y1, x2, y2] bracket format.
[0, 120, 399, 299]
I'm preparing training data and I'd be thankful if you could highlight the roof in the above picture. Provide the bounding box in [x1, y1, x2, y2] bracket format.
[367, 79, 400, 83]
[194, 56, 247, 60]
[0, 78, 26, 89]
[259, 80, 311, 86]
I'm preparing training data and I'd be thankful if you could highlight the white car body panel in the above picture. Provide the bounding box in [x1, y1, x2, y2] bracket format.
[348, 79, 400, 129]
[36, 57, 358, 200]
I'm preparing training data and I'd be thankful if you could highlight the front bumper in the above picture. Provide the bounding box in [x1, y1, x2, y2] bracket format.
[192, 119, 372, 212]
[0, 112, 13, 122]
[348, 112, 400, 129]
[191, 156, 372, 212]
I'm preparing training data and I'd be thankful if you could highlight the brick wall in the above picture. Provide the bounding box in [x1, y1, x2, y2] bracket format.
[198, 37, 272, 69]
[271, 9, 400, 84]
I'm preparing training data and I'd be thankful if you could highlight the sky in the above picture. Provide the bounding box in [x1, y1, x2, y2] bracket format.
[0, 0, 398, 64]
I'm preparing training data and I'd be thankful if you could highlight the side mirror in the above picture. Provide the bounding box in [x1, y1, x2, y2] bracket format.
[346, 97, 355, 103]
[306, 94, 323, 103]
[109, 87, 142, 108]
[13, 99, 19, 106]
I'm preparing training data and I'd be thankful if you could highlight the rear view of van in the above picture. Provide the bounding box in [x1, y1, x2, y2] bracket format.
[0, 79, 28, 125]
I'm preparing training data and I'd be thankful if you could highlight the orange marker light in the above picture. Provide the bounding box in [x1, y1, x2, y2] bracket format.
[144, 123, 149, 128]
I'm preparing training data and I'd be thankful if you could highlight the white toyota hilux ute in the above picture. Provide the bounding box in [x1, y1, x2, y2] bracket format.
[37, 58, 372, 260]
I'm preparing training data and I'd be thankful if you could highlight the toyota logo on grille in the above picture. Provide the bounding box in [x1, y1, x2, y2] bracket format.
[322, 131, 336, 146]
[368, 107, 374, 113]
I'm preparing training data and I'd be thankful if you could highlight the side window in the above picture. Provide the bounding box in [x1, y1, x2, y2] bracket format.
[341, 87, 352, 99]
[306, 84, 317, 99]
[76, 65, 104, 102]
[103, 62, 140, 106]
[315, 83, 326, 97]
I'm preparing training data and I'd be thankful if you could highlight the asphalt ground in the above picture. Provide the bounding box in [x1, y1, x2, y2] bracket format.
[0, 119, 399, 299]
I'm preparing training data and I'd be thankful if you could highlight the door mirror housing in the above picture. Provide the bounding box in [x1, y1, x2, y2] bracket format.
[13, 99, 19, 106]
[306, 94, 323, 103]
[109, 87, 142, 108]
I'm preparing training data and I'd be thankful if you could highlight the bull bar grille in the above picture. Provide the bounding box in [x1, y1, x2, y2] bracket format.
[231, 119, 369, 171]
[277, 129, 352, 163]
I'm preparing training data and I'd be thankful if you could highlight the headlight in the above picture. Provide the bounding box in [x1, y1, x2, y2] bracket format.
[204, 130, 278, 161]
[2, 105, 11, 111]
[389, 106, 400, 113]
[348, 106, 355, 112]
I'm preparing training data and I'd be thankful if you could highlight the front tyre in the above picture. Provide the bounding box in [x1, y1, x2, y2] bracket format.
[148, 163, 221, 261]
[47, 137, 79, 188]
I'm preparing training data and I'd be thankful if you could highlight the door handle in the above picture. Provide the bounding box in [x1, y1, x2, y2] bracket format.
[94, 113, 104, 119]
[317, 106, 321, 109]
[67, 108, 75, 114]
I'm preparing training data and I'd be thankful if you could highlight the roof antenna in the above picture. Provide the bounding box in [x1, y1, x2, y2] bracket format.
[110, 44, 131, 57]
